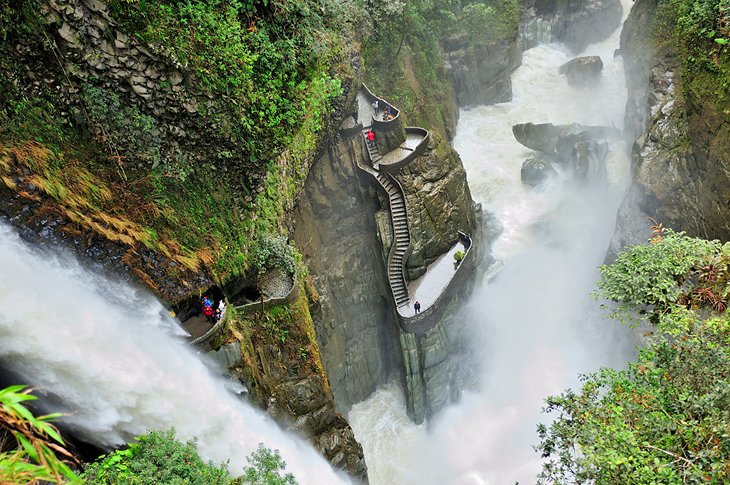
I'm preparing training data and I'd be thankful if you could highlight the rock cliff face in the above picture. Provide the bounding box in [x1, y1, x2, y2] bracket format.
[293, 132, 401, 411]
[1, 0, 369, 476]
[294, 100, 479, 421]
[611, 0, 730, 254]
[522, 0, 624, 53]
[398, 133, 478, 279]
[442, 34, 522, 107]
[212, 288, 368, 481]
[442, 0, 623, 109]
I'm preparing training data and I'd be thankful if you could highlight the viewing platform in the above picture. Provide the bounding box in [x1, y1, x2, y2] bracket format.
[352, 85, 476, 334]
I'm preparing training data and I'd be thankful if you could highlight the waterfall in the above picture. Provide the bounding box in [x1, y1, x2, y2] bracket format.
[349, 1, 637, 483]
[0, 223, 347, 484]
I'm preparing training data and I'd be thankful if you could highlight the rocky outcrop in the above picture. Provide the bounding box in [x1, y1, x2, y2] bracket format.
[397, 133, 478, 279]
[442, 33, 522, 107]
[521, 154, 559, 186]
[0, 188, 212, 304]
[295, 91, 479, 425]
[609, 0, 730, 255]
[559, 56, 603, 86]
[522, 0, 623, 53]
[219, 287, 368, 480]
[513, 122, 616, 185]
[293, 132, 401, 411]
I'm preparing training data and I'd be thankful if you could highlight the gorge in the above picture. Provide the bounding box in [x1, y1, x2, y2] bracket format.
[1, 0, 730, 483]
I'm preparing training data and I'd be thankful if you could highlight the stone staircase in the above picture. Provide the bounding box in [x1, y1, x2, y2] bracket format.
[362, 129, 382, 164]
[376, 172, 411, 308]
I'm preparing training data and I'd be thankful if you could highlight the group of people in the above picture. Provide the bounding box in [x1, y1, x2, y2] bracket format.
[200, 295, 226, 324]
[371, 99, 394, 121]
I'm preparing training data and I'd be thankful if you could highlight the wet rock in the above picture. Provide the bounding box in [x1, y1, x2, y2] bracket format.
[521, 154, 558, 186]
[559, 56, 603, 86]
[513, 122, 614, 184]
[522, 0, 623, 53]
[443, 36, 522, 107]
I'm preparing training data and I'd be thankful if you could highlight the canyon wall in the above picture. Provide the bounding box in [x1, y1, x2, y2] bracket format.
[611, 0, 730, 254]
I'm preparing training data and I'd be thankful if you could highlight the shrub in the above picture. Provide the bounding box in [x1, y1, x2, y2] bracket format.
[250, 234, 297, 277]
[0, 385, 80, 484]
[538, 230, 730, 484]
[83, 429, 232, 484]
[242, 443, 297, 485]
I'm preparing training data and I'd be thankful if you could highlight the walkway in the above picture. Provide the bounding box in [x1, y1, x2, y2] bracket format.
[407, 240, 467, 316]
[377, 130, 425, 167]
[354, 86, 437, 313]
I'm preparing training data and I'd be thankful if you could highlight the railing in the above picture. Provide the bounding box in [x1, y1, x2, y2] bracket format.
[233, 278, 300, 316]
[398, 231, 477, 335]
[378, 127, 431, 173]
[384, 172, 413, 307]
[361, 83, 401, 130]
[190, 305, 230, 346]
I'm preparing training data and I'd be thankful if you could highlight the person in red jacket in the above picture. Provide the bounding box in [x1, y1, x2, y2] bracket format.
[202, 304, 214, 323]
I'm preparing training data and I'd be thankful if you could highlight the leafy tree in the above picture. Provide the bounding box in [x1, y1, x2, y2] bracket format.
[0, 385, 81, 484]
[595, 229, 730, 324]
[83, 429, 232, 484]
[250, 234, 297, 277]
[84, 430, 298, 485]
[241, 444, 297, 485]
[537, 231, 730, 483]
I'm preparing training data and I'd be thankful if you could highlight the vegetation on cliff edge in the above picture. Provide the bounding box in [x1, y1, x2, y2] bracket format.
[537, 229, 730, 483]
[0, 0, 351, 288]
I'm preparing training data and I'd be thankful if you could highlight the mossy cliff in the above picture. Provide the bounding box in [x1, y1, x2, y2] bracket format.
[611, 0, 730, 252]
[212, 276, 368, 480]
[0, 0, 364, 476]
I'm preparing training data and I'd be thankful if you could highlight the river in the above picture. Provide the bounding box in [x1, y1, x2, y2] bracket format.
[348, 1, 637, 483]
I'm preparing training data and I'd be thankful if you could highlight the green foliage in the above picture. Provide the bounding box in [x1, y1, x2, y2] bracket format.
[536, 310, 730, 484]
[462, 0, 519, 45]
[83, 429, 233, 484]
[594, 229, 727, 324]
[84, 430, 299, 484]
[538, 230, 730, 484]
[362, 0, 518, 135]
[242, 444, 297, 485]
[107, 0, 346, 162]
[0, 385, 81, 484]
[656, 0, 730, 98]
[251, 234, 297, 277]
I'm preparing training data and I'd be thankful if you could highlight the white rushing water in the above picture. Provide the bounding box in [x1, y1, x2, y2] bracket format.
[349, 2, 637, 484]
[0, 224, 347, 484]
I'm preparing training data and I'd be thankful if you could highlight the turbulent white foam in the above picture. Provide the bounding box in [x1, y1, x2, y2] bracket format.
[350, 1, 637, 483]
[0, 224, 346, 484]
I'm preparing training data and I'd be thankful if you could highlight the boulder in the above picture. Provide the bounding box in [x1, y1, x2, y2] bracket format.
[512, 122, 621, 154]
[521, 154, 558, 186]
[513, 123, 613, 185]
[559, 56, 603, 86]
